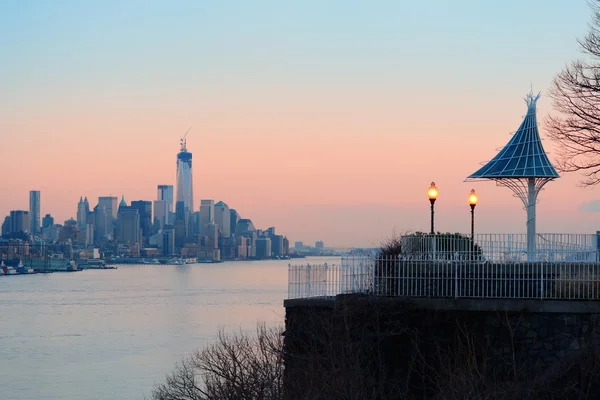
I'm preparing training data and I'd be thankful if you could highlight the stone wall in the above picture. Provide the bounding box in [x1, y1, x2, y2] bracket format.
[283, 295, 600, 399]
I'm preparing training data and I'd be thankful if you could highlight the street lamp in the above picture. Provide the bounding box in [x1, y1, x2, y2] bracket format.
[468, 189, 478, 241]
[428, 182, 438, 234]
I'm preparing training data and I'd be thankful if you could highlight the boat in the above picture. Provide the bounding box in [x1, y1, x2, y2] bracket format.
[17, 261, 36, 274]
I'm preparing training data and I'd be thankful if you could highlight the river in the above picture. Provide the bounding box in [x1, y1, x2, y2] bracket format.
[0, 257, 338, 400]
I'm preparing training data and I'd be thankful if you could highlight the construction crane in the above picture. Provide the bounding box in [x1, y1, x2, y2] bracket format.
[180, 126, 192, 151]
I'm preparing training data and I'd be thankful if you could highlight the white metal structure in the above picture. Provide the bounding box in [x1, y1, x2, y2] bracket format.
[467, 93, 559, 261]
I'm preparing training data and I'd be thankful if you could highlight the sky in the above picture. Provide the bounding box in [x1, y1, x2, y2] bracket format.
[0, 0, 597, 247]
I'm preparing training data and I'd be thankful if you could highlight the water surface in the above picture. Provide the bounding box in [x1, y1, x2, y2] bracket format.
[0, 257, 337, 400]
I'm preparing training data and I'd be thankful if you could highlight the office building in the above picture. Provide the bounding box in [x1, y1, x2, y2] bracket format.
[1, 216, 11, 236]
[271, 234, 284, 256]
[42, 214, 54, 229]
[29, 190, 40, 234]
[130, 200, 152, 240]
[175, 137, 194, 216]
[153, 200, 168, 230]
[161, 225, 175, 256]
[157, 185, 174, 224]
[199, 200, 215, 237]
[77, 197, 90, 229]
[294, 241, 304, 250]
[315, 241, 324, 249]
[10, 210, 30, 233]
[229, 209, 240, 237]
[98, 196, 118, 222]
[94, 205, 110, 242]
[117, 206, 140, 244]
[214, 201, 230, 238]
[256, 236, 272, 259]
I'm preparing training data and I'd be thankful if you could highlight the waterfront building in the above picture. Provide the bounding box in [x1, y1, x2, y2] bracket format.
[10, 210, 30, 233]
[294, 241, 304, 250]
[199, 200, 215, 237]
[283, 237, 290, 255]
[29, 190, 40, 234]
[256, 236, 272, 259]
[130, 200, 152, 241]
[271, 234, 284, 256]
[157, 185, 174, 224]
[214, 201, 231, 238]
[42, 214, 54, 229]
[161, 225, 175, 256]
[315, 240, 324, 249]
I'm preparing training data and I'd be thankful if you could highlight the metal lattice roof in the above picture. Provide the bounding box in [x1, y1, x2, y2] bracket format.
[467, 93, 559, 179]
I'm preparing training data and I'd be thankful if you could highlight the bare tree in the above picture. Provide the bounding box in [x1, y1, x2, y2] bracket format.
[150, 324, 284, 400]
[547, 1, 600, 185]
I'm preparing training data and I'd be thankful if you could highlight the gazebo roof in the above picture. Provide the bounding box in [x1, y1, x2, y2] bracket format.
[467, 93, 559, 180]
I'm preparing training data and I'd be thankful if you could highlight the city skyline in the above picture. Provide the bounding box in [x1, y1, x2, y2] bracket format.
[2, 1, 599, 247]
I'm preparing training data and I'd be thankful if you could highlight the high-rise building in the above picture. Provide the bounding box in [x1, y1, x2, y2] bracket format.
[130, 200, 152, 240]
[214, 201, 231, 238]
[153, 200, 168, 230]
[294, 241, 304, 250]
[10, 210, 30, 233]
[117, 206, 140, 244]
[1, 216, 11, 236]
[94, 205, 109, 243]
[77, 197, 90, 229]
[157, 185, 174, 223]
[256, 236, 272, 259]
[229, 209, 240, 236]
[283, 237, 290, 255]
[315, 241, 324, 249]
[29, 190, 40, 234]
[98, 196, 118, 222]
[42, 214, 54, 229]
[199, 200, 215, 237]
[161, 225, 175, 256]
[271, 235, 284, 256]
[176, 138, 194, 217]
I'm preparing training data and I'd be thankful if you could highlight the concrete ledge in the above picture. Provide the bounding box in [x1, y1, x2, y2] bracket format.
[283, 297, 336, 308]
[285, 295, 600, 313]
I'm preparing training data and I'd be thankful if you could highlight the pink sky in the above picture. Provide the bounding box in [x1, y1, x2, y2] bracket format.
[1, 1, 597, 247]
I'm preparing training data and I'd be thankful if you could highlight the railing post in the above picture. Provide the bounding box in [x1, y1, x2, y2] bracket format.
[455, 261, 459, 299]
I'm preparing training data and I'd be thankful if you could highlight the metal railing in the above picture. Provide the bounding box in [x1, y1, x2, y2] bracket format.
[288, 254, 600, 301]
[401, 233, 598, 263]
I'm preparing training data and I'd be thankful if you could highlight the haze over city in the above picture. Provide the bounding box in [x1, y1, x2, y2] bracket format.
[1, 0, 596, 247]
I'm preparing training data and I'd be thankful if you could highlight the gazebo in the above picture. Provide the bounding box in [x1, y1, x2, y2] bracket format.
[466, 92, 559, 261]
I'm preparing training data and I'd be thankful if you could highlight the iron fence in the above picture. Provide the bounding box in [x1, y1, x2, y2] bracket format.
[401, 233, 598, 262]
[288, 254, 600, 300]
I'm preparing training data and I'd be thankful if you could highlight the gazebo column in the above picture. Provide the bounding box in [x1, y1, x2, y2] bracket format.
[526, 178, 536, 262]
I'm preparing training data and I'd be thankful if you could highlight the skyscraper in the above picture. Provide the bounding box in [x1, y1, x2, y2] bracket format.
[117, 206, 140, 245]
[29, 190, 40, 234]
[153, 200, 168, 230]
[214, 201, 231, 238]
[175, 138, 194, 217]
[157, 185, 174, 223]
[98, 196, 118, 222]
[10, 210, 30, 233]
[130, 200, 152, 240]
[199, 200, 214, 237]
[77, 197, 90, 229]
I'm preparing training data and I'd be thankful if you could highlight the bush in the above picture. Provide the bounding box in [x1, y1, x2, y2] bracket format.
[150, 324, 283, 400]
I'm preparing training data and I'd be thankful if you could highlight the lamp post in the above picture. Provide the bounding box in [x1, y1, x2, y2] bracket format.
[468, 189, 478, 241]
[427, 182, 438, 234]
